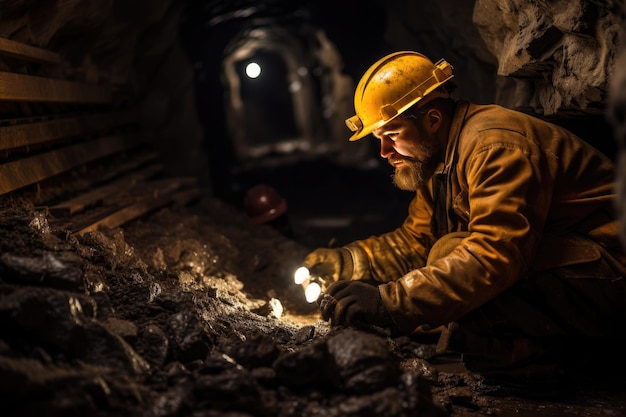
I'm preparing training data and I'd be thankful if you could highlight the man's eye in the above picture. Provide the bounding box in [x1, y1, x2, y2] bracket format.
[387, 133, 398, 140]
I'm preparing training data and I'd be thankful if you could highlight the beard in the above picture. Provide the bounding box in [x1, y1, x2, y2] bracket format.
[390, 140, 440, 191]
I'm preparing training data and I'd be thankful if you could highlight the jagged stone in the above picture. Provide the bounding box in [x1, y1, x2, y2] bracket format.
[0, 286, 96, 349]
[144, 384, 194, 417]
[0, 356, 100, 417]
[193, 366, 273, 415]
[221, 333, 281, 369]
[71, 321, 151, 377]
[103, 317, 139, 344]
[0, 251, 84, 290]
[273, 339, 338, 387]
[474, 0, 624, 115]
[293, 324, 316, 344]
[136, 324, 170, 369]
[295, 386, 446, 417]
[166, 310, 212, 363]
[327, 329, 400, 393]
[0, 355, 150, 417]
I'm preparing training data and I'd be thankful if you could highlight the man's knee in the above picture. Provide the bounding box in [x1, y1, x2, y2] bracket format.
[428, 232, 469, 264]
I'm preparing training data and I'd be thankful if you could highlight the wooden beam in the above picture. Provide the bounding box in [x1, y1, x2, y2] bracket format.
[47, 163, 164, 217]
[0, 72, 111, 103]
[0, 112, 136, 152]
[74, 180, 198, 235]
[0, 37, 61, 65]
[0, 133, 144, 195]
[75, 193, 173, 236]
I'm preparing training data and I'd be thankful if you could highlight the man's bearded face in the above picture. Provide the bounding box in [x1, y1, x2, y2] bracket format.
[389, 123, 440, 191]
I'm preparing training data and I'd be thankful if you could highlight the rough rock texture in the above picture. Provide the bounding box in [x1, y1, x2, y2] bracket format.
[2, 194, 626, 416]
[0, 195, 453, 417]
[474, 0, 625, 115]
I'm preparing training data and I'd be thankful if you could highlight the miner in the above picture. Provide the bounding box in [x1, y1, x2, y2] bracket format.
[302, 51, 626, 374]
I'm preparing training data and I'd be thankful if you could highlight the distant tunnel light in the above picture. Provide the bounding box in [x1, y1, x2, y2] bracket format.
[245, 62, 261, 78]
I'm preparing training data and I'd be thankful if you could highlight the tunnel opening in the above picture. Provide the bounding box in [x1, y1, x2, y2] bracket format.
[234, 50, 300, 148]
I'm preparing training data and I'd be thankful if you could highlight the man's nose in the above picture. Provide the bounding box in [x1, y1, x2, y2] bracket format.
[379, 137, 395, 158]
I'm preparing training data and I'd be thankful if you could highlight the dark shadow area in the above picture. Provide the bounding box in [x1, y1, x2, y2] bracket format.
[229, 155, 416, 249]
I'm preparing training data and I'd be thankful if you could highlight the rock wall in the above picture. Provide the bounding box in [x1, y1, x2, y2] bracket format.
[474, 0, 624, 116]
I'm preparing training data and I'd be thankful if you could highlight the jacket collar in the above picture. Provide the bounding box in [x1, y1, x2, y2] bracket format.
[437, 99, 470, 175]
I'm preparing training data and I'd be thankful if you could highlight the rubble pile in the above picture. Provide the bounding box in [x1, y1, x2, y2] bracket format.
[0, 196, 449, 417]
[3, 195, 626, 416]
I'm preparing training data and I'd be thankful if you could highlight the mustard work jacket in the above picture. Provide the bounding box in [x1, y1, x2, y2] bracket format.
[345, 100, 624, 333]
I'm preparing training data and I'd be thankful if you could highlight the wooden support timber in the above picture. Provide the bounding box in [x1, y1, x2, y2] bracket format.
[0, 38, 142, 200]
[0, 72, 111, 103]
[0, 37, 61, 65]
[47, 163, 163, 217]
[73, 178, 199, 235]
[0, 112, 136, 152]
[0, 37, 201, 234]
[0, 133, 143, 195]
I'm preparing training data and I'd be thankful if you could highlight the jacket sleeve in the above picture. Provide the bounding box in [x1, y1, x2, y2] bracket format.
[379, 133, 551, 333]
[344, 185, 438, 283]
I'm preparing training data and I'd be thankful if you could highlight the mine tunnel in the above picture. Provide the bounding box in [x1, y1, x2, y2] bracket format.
[1, 0, 626, 416]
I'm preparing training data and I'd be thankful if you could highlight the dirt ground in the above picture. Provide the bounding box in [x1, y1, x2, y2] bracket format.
[1, 193, 626, 417]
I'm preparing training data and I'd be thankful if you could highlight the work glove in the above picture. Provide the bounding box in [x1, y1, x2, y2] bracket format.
[302, 247, 354, 283]
[319, 280, 393, 327]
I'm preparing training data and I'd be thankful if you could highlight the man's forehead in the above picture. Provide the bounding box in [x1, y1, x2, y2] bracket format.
[374, 119, 407, 135]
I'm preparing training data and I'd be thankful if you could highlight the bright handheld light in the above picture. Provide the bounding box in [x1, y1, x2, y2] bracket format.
[294, 266, 324, 303]
[304, 282, 321, 303]
[294, 266, 310, 285]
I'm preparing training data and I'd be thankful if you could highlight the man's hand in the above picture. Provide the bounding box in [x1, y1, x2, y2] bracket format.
[303, 248, 353, 282]
[319, 280, 393, 327]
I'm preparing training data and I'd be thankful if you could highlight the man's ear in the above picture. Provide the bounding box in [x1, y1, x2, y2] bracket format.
[426, 109, 443, 132]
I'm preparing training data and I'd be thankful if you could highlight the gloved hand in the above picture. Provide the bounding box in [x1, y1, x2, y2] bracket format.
[302, 247, 354, 283]
[319, 280, 393, 327]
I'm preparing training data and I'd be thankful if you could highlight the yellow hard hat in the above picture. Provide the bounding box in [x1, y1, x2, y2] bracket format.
[345, 51, 454, 141]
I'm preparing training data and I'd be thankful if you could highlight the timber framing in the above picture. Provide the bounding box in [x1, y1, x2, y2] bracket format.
[0, 37, 200, 234]
[0, 72, 111, 103]
[0, 36, 61, 65]
[0, 112, 136, 152]
[0, 133, 144, 195]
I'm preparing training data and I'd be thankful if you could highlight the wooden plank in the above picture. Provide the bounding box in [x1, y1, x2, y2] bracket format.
[75, 193, 173, 235]
[0, 112, 136, 152]
[0, 37, 61, 65]
[74, 179, 197, 236]
[47, 163, 164, 217]
[0, 133, 144, 195]
[0, 72, 111, 103]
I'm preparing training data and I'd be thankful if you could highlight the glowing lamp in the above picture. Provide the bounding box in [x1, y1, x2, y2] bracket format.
[245, 62, 261, 78]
